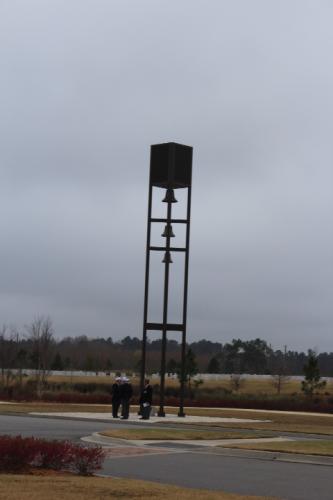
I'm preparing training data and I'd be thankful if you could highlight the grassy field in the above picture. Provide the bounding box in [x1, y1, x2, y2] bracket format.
[164, 407, 333, 435]
[0, 474, 276, 500]
[161, 377, 308, 395]
[44, 374, 333, 395]
[100, 428, 272, 440]
[224, 439, 333, 456]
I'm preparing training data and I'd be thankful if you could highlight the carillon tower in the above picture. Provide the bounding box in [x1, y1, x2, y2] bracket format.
[140, 142, 193, 417]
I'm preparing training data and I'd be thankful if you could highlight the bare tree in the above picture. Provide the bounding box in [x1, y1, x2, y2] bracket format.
[0, 325, 20, 389]
[271, 373, 290, 395]
[229, 373, 245, 393]
[270, 346, 290, 395]
[0, 325, 7, 386]
[0, 325, 9, 386]
[229, 346, 245, 393]
[26, 316, 54, 397]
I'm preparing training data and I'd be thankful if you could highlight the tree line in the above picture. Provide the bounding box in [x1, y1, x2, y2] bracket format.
[0, 317, 332, 378]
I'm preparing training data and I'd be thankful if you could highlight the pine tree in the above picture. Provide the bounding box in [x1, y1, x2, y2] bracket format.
[177, 348, 199, 396]
[51, 352, 64, 371]
[207, 356, 220, 373]
[301, 350, 326, 398]
[166, 358, 178, 375]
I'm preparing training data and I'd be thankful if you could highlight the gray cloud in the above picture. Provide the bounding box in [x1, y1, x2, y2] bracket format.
[0, 0, 332, 350]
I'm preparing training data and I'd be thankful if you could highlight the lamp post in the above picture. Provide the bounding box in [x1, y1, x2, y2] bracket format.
[140, 142, 193, 418]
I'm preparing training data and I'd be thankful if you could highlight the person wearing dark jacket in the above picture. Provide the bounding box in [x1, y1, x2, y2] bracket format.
[111, 377, 121, 418]
[139, 379, 153, 420]
[120, 377, 133, 419]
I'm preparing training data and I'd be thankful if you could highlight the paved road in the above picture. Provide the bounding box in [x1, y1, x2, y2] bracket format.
[0, 413, 114, 441]
[1, 414, 333, 500]
[103, 451, 333, 500]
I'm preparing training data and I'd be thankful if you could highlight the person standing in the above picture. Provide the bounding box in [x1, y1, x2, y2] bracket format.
[111, 377, 121, 418]
[139, 379, 153, 420]
[120, 377, 133, 419]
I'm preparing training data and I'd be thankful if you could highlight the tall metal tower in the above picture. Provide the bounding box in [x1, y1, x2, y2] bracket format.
[140, 142, 193, 417]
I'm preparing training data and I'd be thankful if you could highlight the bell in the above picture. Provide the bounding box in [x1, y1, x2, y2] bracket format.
[162, 188, 177, 203]
[162, 251, 173, 264]
[161, 224, 175, 238]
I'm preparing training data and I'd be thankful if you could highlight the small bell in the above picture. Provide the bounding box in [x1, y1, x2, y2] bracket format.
[161, 224, 175, 238]
[162, 188, 177, 203]
[162, 251, 173, 264]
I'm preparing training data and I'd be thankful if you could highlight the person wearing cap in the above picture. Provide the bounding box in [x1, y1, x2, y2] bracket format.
[139, 379, 153, 420]
[120, 377, 133, 419]
[111, 377, 121, 418]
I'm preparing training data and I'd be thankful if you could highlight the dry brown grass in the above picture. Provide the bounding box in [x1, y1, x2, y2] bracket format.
[224, 439, 333, 456]
[173, 376, 301, 395]
[100, 428, 271, 440]
[34, 374, 333, 395]
[164, 377, 305, 395]
[0, 474, 276, 500]
[164, 408, 333, 435]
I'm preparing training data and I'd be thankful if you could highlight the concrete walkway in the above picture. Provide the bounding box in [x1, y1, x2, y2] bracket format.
[29, 411, 271, 424]
[204, 407, 333, 418]
[82, 431, 293, 448]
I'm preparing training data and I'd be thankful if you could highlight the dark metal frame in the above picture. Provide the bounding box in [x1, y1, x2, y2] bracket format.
[140, 179, 192, 418]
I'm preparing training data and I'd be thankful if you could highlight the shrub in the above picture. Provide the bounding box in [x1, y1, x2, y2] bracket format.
[163, 396, 333, 413]
[0, 435, 105, 475]
[70, 444, 106, 475]
[36, 439, 74, 470]
[0, 436, 39, 472]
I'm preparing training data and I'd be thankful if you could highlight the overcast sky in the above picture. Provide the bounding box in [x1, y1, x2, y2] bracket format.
[1, 1, 332, 351]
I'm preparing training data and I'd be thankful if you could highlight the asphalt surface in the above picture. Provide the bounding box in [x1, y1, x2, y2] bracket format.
[0, 413, 117, 441]
[103, 451, 333, 500]
[1, 414, 333, 500]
